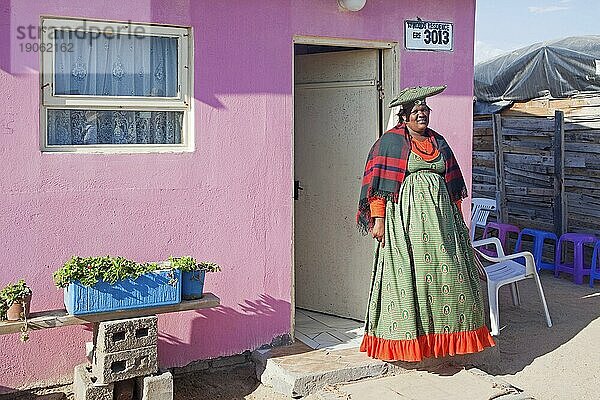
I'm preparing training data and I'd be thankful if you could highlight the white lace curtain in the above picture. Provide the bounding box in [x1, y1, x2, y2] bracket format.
[47, 110, 183, 145]
[48, 31, 182, 145]
[54, 30, 178, 97]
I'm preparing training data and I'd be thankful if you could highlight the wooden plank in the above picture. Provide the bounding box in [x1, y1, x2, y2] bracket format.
[501, 127, 553, 137]
[473, 138, 494, 152]
[511, 217, 555, 231]
[505, 177, 553, 188]
[504, 153, 554, 167]
[554, 110, 566, 236]
[563, 154, 587, 168]
[472, 165, 495, 174]
[473, 127, 493, 136]
[503, 144, 552, 155]
[473, 160, 495, 170]
[505, 186, 555, 196]
[0, 293, 221, 336]
[566, 192, 600, 206]
[474, 176, 496, 185]
[505, 172, 553, 187]
[565, 177, 600, 187]
[565, 186, 600, 198]
[503, 96, 600, 119]
[472, 183, 496, 192]
[565, 168, 600, 178]
[501, 117, 555, 131]
[565, 121, 600, 131]
[473, 119, 493, 129]
[505, 162, 553, 174]
[568, 205, 600, 218]
[493, 114, 507, 223]
[565, 143, 600, 154]
[509, 208, 552, 218]
[473, 151, 495, 162]
[506, 199, 554, 211]
[564, 131, 600, 143]
[567, 106, 600, 118]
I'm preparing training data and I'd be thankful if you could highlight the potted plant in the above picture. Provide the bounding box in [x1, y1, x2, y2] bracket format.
[0, 280, 32, 322]
[53, 256, 181, 315]
[169, 257, 221, 300]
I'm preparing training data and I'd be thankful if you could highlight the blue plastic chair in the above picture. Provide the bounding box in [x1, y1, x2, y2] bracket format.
[514, 228, 558, 272]
[588, 241, 600, 288]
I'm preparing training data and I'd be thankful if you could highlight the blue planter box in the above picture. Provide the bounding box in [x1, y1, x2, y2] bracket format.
[64, 269, 181, 315]
[181, 270, 205, 300]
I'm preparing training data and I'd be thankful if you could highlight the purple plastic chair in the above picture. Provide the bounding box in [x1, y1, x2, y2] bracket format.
[554, 233, 598, 285]
[480, 222, 520, 257]
[589, 241, 600, 288]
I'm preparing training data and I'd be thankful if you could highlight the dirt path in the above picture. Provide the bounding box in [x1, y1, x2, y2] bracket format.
[173, 364, 288, 400]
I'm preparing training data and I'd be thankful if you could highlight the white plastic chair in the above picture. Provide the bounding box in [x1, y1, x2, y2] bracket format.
[470, 197, 497, 241]
[472, 237, 552, 336]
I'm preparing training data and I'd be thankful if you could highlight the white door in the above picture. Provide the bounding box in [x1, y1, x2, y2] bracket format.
[294, 49, 381, 320]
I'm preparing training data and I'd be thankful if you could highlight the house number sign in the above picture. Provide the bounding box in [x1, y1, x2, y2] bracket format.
[404, 20, 454, 51]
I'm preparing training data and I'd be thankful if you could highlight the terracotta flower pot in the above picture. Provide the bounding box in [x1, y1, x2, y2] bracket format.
[6, 295, 31, 321]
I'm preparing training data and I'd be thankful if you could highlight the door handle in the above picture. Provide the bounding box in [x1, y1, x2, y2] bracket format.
[294, 180, 304, 200]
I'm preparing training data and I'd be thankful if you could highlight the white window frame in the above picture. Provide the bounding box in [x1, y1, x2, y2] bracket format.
[40, 17, 194, 153]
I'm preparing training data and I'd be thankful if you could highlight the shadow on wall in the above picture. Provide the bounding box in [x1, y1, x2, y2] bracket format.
[171, 0, 294, 109]
[158, 294, 291, 367]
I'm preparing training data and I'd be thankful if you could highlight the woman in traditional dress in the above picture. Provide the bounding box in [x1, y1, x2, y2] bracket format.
[357, 85, 495, 362]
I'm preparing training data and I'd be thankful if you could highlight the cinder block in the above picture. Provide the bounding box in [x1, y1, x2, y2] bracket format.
[95, 316, 158, 354]
[86, 342, 95, 362]
[114, 379, 135, 400]
[92, 346, 158, 385]
[135, 371, 174, 400]
[73, 364, 113, 400]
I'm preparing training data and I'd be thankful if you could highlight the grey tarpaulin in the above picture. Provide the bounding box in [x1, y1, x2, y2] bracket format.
[474, 36, 600, 103]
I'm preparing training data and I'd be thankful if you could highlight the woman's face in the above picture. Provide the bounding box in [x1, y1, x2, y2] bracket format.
[404, 104, 430, 134]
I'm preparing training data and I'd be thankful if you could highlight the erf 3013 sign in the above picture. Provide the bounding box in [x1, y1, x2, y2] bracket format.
[404, 20, 453, 51]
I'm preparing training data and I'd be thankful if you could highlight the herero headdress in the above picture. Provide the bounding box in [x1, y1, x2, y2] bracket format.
[389, 85, 447, 109]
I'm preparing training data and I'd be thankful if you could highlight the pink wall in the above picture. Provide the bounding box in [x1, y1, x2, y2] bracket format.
[0, 0, 475, 389]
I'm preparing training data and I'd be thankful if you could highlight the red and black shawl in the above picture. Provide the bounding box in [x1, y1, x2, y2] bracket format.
[356, 123, 468, 234]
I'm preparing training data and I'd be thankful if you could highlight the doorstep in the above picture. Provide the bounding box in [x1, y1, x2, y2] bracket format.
[253, 341, 392, 398]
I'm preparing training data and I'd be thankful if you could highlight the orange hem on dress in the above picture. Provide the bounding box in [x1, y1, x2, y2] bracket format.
[359, 326, 495, 362]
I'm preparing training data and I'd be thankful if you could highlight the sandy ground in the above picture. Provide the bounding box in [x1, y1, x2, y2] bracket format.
[174, 273, 600, 400]
[173, 364, 288, 400]
[455, 272, 600, 400]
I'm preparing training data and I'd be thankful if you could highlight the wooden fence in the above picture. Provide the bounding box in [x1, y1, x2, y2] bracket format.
[472, 98, 600, 237]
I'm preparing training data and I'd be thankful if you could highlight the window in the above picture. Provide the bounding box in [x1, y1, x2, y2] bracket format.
[40, 17, 193, 153]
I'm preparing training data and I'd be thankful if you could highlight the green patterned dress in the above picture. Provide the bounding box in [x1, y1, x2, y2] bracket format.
[360, 151, 494, 361]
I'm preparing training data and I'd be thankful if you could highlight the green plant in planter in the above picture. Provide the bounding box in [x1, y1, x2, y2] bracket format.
[168, 256, 221, 272]
[169, 257, 221, 300]
[0, 280, 32, 316]
[53, 256, 161, 288]
[0, 280, 33, 342]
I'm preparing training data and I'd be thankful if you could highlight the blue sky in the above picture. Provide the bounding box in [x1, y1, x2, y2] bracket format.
[475, 0, 600, 64]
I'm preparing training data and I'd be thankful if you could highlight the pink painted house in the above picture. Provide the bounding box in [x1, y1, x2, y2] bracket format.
[0, 0, 476, 390]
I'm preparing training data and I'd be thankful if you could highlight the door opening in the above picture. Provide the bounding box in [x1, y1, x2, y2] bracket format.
[292, 38, 398, 337]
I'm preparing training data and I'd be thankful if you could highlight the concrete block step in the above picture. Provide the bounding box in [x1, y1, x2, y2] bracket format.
[253, 341, 392, 398]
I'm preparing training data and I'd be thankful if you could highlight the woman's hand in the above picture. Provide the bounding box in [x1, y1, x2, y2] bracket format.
[372, 217, 385, 247]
